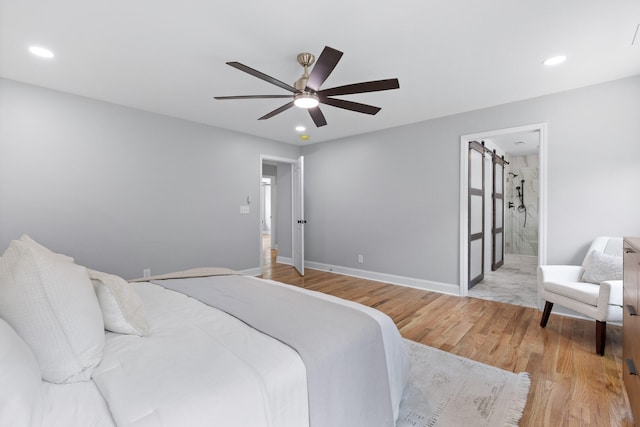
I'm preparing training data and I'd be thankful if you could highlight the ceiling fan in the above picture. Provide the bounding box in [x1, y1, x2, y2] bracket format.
[214, 46, 400, 127]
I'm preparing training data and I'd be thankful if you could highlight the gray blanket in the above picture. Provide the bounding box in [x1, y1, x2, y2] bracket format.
[155, 275, 395, 427]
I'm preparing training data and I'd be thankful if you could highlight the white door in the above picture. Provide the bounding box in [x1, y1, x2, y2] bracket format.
[293, 156, 305, 275]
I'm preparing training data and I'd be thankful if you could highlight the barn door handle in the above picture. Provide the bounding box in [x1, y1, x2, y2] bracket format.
[627, 305, 638, 316]
[627, 359, 638, 376]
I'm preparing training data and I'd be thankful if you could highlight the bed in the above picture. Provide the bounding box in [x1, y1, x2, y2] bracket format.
[0, 236, 409, 427]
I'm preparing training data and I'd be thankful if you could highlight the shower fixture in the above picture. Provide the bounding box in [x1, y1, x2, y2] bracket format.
[515, 179, 527, 227]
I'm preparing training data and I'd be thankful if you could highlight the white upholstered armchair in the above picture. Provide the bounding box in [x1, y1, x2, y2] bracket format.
[538, 236, 623, 356]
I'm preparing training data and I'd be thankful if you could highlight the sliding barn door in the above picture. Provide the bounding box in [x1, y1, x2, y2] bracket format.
[492, 154, 506, 271]
[468, 141, 485, 288]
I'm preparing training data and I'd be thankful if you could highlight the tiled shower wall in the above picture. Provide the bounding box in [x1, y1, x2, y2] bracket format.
[505, 153, 538, 256]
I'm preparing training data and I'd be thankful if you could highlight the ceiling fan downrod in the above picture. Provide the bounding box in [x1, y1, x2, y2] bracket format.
[294, 52, 319, 108]
[294, 52, 315, 90]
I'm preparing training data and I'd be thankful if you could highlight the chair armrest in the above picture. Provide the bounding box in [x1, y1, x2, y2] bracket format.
[537, 265, 583, 283]
[537, 265, 584, 299]
[600, 279, 623, 306]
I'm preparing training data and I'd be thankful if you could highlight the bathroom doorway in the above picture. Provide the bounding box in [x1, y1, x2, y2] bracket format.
[459, 124, 547, 308]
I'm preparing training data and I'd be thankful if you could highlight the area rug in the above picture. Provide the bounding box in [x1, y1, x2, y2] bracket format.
[398, 340, 531, 427]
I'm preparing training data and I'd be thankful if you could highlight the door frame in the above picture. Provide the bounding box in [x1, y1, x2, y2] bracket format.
[259, 155, 300, 273]
[261, 175, 276, 237]
[459, 123, 547, 296]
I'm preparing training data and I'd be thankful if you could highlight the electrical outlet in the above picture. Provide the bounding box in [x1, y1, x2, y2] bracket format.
[143, 269, 151, 278]
[358, 254, 364, 264]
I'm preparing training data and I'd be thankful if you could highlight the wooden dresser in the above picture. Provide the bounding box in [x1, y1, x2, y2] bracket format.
[624, 237, 640, 423]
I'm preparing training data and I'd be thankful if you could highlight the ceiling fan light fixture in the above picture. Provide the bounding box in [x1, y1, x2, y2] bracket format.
[294, 92, 319, 109]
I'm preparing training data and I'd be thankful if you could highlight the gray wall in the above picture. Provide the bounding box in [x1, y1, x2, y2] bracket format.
[2, 75, 639, 288]
[302, 75, 640, 286]
[0, 78, 300, 279]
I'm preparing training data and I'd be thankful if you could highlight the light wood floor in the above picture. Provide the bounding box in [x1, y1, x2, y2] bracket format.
[260, 246, 634, 426]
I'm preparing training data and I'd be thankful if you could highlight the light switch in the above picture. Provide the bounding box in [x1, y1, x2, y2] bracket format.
[240, 205, 250, 214]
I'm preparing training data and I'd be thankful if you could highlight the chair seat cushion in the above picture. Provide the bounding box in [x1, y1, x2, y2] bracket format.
[545, 281, 600, 306]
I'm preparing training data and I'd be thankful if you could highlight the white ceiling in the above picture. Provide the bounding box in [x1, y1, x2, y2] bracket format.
[488, 131, 540, 156]
[1, 0, 639, 146]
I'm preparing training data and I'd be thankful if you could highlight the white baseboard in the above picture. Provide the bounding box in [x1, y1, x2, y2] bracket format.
[304, 261, 460, 296]
[276, 256, 293, 265]
[505, 254, 538, 265]
[239, 267, 262, 276]
[240, 257, 292, 277]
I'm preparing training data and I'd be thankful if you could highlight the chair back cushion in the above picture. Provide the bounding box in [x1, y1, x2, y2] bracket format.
[603, 237, 623, 257]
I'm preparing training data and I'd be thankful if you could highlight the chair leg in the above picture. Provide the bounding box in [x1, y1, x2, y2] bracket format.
[540, 301, 553, 327]
[596, 321, 606, 356]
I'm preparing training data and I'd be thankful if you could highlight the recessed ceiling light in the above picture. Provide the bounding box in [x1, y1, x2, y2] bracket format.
[29, 45, 54, 59]
[300, 135, 310, 141]
[543, 55, 566, 66]
[295, 126, 306, 132]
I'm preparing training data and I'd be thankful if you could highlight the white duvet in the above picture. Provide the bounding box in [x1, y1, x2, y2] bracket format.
[41, 278, 408, 427]
[91, 282, 309, 427]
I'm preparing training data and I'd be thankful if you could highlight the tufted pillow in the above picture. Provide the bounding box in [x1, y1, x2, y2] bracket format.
[89, 269, 148, 336]
[0, 240, 104, 383]
[19, 234, 75, 264]
[0, 318, 44, 427]
[582, 250, 623, 284]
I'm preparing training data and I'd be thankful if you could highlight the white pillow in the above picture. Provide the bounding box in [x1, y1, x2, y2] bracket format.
[0, 318, 44, 427]
[582, 250, 623, 284]
[89, 269, 148, 336]
[19, 234, 75, 264]
[0, 240, 105, 383]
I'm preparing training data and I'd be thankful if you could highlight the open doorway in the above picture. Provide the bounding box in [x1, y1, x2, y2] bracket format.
[261, 175, 276, 269]
[260, 155, 304, 276]
[459, 123, 547, 308]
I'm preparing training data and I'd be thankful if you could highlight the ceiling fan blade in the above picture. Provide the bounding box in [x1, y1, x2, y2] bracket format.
[308, 107, 327, 127]
[305, 46, 343, 91]
[320, 97, 381, 115]
[214, 95, 292, 100]
[318, 78, 400, 97]
[258, 101, 295, 120]
[227, 62, 299, 93]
